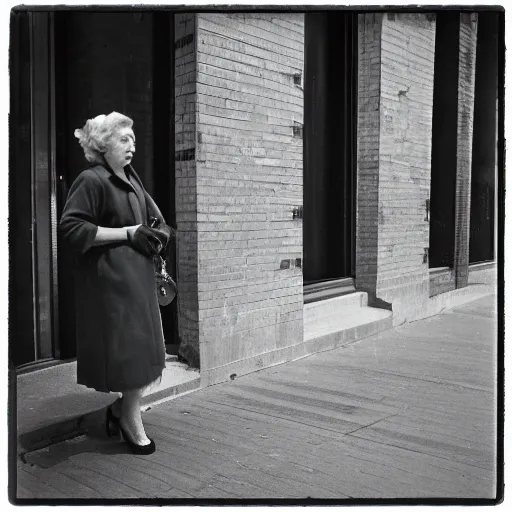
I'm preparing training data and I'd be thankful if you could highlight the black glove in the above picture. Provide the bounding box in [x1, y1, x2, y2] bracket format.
[127, 225, 162, 257]
[148, 217, 176, 252]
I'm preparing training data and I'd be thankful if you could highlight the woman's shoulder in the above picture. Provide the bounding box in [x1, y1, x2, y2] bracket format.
[75, 165, 110, 184]
[70, 166, 110, 194]
[82, 164, 110, 178]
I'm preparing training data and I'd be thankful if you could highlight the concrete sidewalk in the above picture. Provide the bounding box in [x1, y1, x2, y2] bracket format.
[15, 294, 498, 501]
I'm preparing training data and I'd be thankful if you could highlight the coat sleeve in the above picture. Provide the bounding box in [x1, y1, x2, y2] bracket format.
[59, 170, 104, 254]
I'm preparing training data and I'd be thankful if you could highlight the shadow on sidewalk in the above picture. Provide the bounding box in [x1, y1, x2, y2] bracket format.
[22, 428, 135, 469]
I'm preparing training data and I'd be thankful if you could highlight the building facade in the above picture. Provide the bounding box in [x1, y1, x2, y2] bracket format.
[10, 10, 500, 389]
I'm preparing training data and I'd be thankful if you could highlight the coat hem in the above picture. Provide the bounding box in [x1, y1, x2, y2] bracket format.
[77, 365, 165, 394]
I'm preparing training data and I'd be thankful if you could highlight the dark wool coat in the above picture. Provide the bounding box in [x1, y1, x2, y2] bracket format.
[59, 163, 166, 393]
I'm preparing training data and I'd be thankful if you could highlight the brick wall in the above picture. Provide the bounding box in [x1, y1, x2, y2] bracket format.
[194, 13, 305, 385]
[357, 13, 436, 324]
[174, 14, 200, 366]
[454, 13, 478, 287]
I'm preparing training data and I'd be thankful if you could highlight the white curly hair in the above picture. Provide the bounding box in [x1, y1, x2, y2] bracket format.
[74, 111, 134, 164]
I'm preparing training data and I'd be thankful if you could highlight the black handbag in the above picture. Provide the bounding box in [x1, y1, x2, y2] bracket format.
[154, 254, 177, 306]
[142, 183, 178, 307]
[149, 216, 177, 306]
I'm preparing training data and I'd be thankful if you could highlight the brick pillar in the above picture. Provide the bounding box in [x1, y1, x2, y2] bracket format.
[195, 13, 305, 385]
[174, 14, 200, 367]
[356, 13, 436, 324]
[454, 13, 478, 288]
[355, 14, 382, 304]
[173, 13, 305, 379]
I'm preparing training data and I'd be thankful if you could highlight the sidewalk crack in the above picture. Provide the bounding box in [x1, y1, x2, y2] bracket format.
[343, 414, 398, 436]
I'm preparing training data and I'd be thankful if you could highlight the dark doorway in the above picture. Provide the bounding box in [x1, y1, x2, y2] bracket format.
[429, 12, 460, 270]
[469, 12, 498, 264]
[9, 11, 35, 367]
[54, 12, 177, 359]
[10, 12, 59, 368]
[303, 12, 357, 288]
[10, 12, 176, 368]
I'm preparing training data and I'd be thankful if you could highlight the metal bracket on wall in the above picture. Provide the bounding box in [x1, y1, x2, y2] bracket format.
[292, 206, 303, 220]
[280, 259, 291, 270]
[279, 258, 302, 270]
[423, 248, 429, 264]
[425, 198, 430, 222]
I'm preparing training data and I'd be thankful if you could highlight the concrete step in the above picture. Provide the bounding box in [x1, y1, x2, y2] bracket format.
[303, 292, 392, 355]
[304, 305, 392, 341]
[305, 303, 392, 340]
[304, 292, 368, 322]
[303, 292, 393, 356]
[303, 305, 393, 354]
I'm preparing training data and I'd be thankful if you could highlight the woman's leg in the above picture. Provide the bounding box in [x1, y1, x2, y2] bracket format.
[111, 394, 123, 418]
[120, 387, 151, 446]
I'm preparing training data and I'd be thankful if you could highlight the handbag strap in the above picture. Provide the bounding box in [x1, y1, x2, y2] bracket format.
[126, 165, 165, 223]
[144, 189, 164, 224]
[127, 166, 180, 289]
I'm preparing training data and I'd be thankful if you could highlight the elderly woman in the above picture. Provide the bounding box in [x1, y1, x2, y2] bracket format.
[59, 112, 172, 455]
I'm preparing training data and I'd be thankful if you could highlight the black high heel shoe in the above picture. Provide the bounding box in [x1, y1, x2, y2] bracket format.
[118, 422, 156, 455]
[106, 406, 121, 438]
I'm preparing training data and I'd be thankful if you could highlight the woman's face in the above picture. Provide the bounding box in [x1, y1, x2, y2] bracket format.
[104, 127, 136, 169]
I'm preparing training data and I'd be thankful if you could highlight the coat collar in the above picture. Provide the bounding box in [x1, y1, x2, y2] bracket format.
[96, 161, 143, 191]
[126, 165, 146, 191]
[92, 162, 164, 223]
